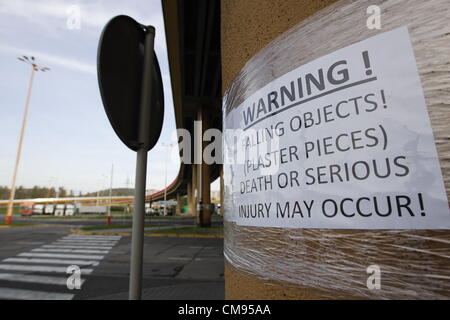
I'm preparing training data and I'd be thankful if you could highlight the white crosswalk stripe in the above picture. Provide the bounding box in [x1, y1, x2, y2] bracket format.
[64, 235, 121, 240]
[56, 240, 118, 245]
[4, 258, 100, 266]
[43, 244, 113, 249]
[0, 272, 86, 286]
[59, 237, 119, 241]
[55, 241, 118, 246]
[33, 248, 109, 254]
[60, 236, 119, 240]
[0, 234, 121, 300]
[19, 252, 104, 260]
[0, 288, 74, 300]
[0, 264, 94, 274]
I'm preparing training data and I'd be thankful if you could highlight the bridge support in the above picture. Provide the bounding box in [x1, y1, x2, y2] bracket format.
[195, 107, 212, 227]
[187, 181, 194, 215]
[175, 193, 181, 215]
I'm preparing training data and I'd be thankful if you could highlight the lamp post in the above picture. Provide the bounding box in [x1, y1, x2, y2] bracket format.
[5, 56, 49, 225]
[107, 164, 114, 225]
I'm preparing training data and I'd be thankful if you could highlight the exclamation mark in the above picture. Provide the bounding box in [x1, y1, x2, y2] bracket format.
[380, 90, 387, 109]
[362, 51, 372, 76]
[418, 193, 426, 217]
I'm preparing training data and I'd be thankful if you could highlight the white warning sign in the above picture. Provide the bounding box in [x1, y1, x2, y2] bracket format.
[223, 27, 450, 229]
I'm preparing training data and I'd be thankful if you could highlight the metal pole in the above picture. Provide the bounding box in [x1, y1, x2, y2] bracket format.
[197, 109, 204, 226]
[107, 164, 113, 225]
[162, 142, 172, 216]
[129, 148, 147, 299]
[163, 149, 168, 216]
[5, 66, 36, 224]
[129, 25, 155, 300]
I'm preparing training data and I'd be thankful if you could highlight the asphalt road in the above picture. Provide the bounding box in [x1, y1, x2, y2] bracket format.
[11, 215, 222, 227]
[0, 223, 224, 300]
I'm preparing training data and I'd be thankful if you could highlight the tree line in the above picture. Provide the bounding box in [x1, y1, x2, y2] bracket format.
[0, 186, 72, 200]
[0, 186, 135, 200]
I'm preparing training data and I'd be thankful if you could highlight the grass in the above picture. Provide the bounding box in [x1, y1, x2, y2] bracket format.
[148, 225, 223, 236]
[0, 207, 21, 215]
[27, 214, 133, 220]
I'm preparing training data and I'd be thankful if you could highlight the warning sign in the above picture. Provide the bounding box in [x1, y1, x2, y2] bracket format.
[223, 27, 450, 229]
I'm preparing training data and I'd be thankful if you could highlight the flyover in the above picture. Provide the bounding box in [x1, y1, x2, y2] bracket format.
[148, 0, 222, 226]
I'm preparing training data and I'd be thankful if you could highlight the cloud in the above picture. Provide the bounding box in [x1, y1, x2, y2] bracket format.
[0, 43, 96, 75]
[0, 0, 165, 44]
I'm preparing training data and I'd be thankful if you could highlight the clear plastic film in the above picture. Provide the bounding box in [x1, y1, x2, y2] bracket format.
[222, 0, 450, 299]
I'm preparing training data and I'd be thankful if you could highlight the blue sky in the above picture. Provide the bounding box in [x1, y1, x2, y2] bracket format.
[0, 0, 212, 194]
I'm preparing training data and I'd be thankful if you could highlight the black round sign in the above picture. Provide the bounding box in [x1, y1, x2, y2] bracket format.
[97, 15, 164, 151]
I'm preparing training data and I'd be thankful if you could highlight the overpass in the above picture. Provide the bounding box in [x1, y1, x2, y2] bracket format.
[148, 0, 222, 226]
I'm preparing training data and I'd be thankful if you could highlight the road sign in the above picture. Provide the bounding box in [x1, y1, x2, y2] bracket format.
[97, 15, 164, 300]
[97, 15, 164, 151]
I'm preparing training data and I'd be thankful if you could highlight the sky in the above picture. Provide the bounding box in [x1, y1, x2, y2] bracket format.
[0, 0, 219, 194]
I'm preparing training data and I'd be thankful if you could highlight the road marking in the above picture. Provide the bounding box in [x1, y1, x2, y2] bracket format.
[0, 272, 85, 286]
[19, 252, 104, 260]
[56, 240, 118, 246]
[64, 234, 121, 240]
[0, 288, 74, 300]
[0, 264, 93, 274]
[4, 257, 100, 266]
[43, 244, 113, 249]
[60, 236, 119, 240]
[64, 235, 121, 240]
[33, 248, 109, 254]
[57, 239, 118, 243]
[168, 257, 204, 261]
[0, 233, 121, 299]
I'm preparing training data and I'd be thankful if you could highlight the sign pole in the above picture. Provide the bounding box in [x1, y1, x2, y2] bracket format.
[129, 25, 155, 300]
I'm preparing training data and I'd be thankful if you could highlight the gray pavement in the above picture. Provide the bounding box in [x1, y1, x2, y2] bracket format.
[0, 223, 224, 300]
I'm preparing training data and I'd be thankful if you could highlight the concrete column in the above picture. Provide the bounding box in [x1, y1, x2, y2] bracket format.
[191, 163, 198, 217]
[187, 181, 193, 215]
[220, 168, 224, 216]
[196, 107, 212, 227]
[175, 193, 181, 215]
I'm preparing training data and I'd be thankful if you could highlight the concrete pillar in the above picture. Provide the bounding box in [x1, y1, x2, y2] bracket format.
[196, 107, 212, 227]
[220, 168, 224, 216]
[187, 182, 193, 216]
[191, 163, 198, 217]
[175, 193, 181, 215]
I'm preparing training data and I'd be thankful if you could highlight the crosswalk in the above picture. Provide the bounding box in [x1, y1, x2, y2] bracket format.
[0, 234, 121, 300]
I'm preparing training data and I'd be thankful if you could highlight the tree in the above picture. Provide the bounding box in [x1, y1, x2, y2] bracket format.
[58, 187, 67, 198]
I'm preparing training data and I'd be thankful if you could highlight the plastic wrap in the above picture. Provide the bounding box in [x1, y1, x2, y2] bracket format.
[222, 0, 450, 299]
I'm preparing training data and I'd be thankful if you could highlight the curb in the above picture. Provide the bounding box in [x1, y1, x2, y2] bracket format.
[69, 228, 224, 239]
[0, 223, 57, 229]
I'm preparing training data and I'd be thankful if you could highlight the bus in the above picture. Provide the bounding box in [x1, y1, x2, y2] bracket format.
[20, 202, 34, 216]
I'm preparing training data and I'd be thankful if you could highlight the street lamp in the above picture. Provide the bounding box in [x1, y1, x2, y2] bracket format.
[161, 142, 174, 216]
[5, 56, 50, 225]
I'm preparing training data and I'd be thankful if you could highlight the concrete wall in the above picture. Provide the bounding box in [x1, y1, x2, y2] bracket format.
[221, 0, 338, 93]
[221, 0, 450, 300]
[221, 0, 338, 299]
